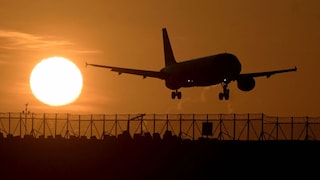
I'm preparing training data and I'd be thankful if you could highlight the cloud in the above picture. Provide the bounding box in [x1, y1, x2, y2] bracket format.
[0, 30, 70, 50]
[0, 29, 100, 54]
[200, 86, 212, 102]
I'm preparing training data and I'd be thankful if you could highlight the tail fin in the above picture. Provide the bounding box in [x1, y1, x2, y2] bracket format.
[162, 28, 177, 66]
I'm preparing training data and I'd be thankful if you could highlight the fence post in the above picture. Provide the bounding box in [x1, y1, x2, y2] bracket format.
[66, 113, 69, 139]
[20, 112, 22, 138]
[276, 116, 279, 140]
[192, 114, 195, 141]
[166, 114, 169, 132]
[153, 114, 156, 135]
[140, 115, 143, 135]
[31, 113, 34, 137]
[103, 114, 106, 137]
[233, 114, 236, 141]
[219, 114, 222, 140]
[259, 113, 264, 140]
[8, 112, 11, 135]
[305, 116, 309, 140]
[127, 114, 130, 134]
[90, 114, 93, 138]
[291, 117, 294, 140]
[179, 114, 182, 138]
[79, 114, 81, 138]
[43, 113, 46, 138]
[115, 114, 118, 137]
[247, 113, 250, 141]
[54, 113, 57, 138]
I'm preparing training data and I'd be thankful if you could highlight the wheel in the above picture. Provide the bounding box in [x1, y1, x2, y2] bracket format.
[219, 93, 224, 100]
[224, 89, 230, 100]
[171, 92, 176, 99]
[224, 94, 229, 100]
[177, 92, 182, 99]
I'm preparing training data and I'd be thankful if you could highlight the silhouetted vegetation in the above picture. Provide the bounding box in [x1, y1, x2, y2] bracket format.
[0, 131, 319, 179]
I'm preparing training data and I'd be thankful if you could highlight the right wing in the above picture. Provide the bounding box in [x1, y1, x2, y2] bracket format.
[86, 63, 168, 79]
[239, 66, 297, 79]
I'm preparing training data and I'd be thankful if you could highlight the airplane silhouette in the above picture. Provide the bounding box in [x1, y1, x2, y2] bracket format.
[86, 28, 297, 100]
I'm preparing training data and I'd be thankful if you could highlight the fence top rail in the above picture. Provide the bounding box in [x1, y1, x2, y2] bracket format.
[1, 112, 320, 141]
[1, 112, 320, 121]
[0, 112, 319, 117]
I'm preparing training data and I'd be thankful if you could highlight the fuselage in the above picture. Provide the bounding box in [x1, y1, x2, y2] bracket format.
[87, 28, 297, 100]
[160, 53, 241, 90]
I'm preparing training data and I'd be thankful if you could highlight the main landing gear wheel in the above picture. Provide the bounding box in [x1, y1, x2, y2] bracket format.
[219, 89, 229, 100]
[219, 79, 230, 100]
[171, 90, 182, 99]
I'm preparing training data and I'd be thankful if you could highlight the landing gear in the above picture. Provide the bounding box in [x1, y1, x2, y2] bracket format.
[219, 89, 229, 100]
[171, 90, 182, 99]
[219, 79, 230, 100]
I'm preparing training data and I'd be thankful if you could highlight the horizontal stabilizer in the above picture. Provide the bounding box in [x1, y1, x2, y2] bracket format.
[86, 63, 168, 79]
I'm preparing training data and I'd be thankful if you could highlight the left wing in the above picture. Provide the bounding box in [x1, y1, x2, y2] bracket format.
[86, 63, 168, 79]
[239, 66, 297, 79]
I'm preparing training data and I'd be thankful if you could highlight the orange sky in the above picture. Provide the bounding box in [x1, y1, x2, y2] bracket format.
[0, 0, 319, 116]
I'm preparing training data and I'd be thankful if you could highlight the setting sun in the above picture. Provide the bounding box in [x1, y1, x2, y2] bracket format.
[30, 57, 83, 106]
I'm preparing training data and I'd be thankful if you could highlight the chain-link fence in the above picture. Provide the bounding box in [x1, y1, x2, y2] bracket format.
[0, 112, 319, 141]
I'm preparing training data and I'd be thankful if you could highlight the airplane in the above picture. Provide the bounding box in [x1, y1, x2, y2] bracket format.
[86, 28, 297, 100]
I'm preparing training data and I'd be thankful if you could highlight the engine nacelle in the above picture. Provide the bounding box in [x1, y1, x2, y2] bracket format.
[237, 77, 255, 91]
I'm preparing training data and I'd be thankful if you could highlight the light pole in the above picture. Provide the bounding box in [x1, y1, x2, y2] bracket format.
[22, 103, 30, 136]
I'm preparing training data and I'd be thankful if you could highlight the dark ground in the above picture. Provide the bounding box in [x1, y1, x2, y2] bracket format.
[0, 131, 319, 179]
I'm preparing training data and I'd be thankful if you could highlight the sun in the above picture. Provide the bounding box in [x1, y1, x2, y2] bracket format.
[30, 57, 83, 106]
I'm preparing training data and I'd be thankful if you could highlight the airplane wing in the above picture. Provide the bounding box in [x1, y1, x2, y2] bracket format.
[86, 63, 168, 79]
[239, 66, 297, 78]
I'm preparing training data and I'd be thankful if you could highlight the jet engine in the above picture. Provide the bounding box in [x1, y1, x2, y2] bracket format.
[237, 77, 255, 91]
